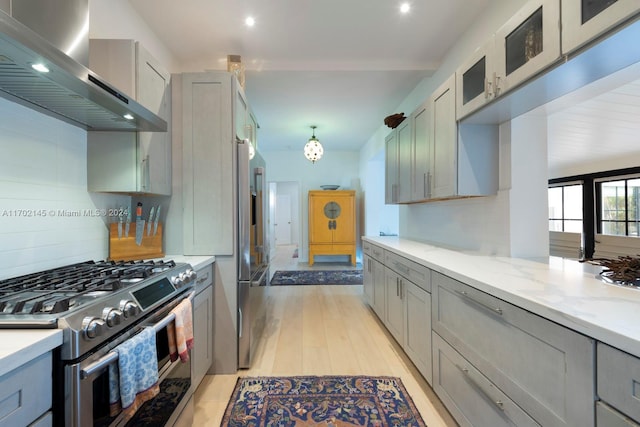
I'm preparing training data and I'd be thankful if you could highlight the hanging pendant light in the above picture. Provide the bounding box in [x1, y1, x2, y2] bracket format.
[304, 125, 324, 163]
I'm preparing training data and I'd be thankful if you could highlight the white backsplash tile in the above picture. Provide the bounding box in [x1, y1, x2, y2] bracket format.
[0, 98, 129, 280]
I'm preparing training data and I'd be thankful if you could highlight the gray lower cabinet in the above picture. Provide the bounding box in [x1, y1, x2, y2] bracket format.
[404, 280, 431, 385]
[384, 267, 405, 344]
[597, 343, 640, 425]
[432, 272, 595, 427]
[192, 263, 214, 388]
[362, 241, 386, 319]
[0, 352, 52, 427]
[433, 333, 540, 427]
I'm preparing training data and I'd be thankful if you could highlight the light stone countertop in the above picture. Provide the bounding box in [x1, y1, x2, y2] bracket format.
[0, 329, 62, 377]
[363, 236, 640, 358]
[162, 255, 215, 271]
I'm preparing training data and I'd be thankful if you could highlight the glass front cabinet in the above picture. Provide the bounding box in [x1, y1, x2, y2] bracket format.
[562, 0, 640, 55]
[456, 0, 561, 120]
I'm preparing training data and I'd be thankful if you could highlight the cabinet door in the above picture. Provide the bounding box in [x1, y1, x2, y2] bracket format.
[193, 284, 213, 387]
[235, 86, 248, 139]
[372, 258, 386, 320]
[183, 73, 234, 255]
[397, 118, 413, 203]
[384, 268, 404, 345]
[432, 333, 541, 427]
[309, 194, 334, 244]
[431, 75, 457, 199]
[333, 194, 355, 244]
[385, 130, 399, 204]
[363, 255, 374, 306]
[562, 0, 640, 54]
[137, 43, 171, 195]
[404, 281, 432, 385]
[456, 39, 497, 120]
[495, 0, 561, 95]
[412, 102, 432, 201]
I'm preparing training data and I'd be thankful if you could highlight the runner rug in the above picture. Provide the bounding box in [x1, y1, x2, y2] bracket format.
[270, 270, 363, 286]
[221, 375, 426, 426]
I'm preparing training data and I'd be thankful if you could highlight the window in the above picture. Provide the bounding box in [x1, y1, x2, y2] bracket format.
[548, 183, 583, 232]
[598, 177, 640, 236]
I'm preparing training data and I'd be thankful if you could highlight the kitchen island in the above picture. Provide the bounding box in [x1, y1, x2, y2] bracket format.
[363, 236, 640, 427]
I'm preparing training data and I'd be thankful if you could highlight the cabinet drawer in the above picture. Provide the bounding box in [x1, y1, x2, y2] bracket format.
[384, 251, 430, 292]
[0, 352, 52, 427]
[195, 263, 213, 294]
[362, 241, 384, 263]
[432, 333, 540, 427]
[432, 272, 594, 427]
[596, 401, 640, 427]
[598, 343, 640, 423]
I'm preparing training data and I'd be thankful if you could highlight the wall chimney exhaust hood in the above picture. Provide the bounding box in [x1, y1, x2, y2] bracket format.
[0, 9, 167, 132]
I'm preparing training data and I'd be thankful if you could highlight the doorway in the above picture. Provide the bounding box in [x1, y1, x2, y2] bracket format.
[268, 181, 301, 270]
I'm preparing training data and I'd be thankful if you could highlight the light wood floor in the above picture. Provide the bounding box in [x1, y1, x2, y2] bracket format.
[193, 246, 457, 426]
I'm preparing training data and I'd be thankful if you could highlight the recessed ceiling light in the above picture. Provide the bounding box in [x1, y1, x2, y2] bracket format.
[245, 16, 255, 27]
[31, 63, 49, 73]
[123, 113, 134, 120]
[400, 3, 411, 14]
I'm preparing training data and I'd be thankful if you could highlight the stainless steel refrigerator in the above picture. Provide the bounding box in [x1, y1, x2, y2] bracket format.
[237, 139, 269, 368]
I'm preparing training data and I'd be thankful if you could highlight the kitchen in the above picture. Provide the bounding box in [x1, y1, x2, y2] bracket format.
[1, 0, 640, 426]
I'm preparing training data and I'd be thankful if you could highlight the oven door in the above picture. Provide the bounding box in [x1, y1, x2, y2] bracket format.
[65, 295, 193, 427]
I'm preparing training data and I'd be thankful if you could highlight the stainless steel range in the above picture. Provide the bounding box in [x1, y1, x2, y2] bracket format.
[0, 259, 197, 427]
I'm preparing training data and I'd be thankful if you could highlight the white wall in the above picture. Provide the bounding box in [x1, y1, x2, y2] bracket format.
[263, 150, 361, 262]
[0, 98, 129, 279]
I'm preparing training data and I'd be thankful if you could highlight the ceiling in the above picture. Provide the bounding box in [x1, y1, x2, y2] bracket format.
[545, 61, 640, 178]
[127, 0, 492, 153]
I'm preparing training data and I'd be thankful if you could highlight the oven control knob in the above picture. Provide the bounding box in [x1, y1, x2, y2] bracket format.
[185, 268, 196, 282]
[82, 317, 105, 339]
[102, 307, 123, 327]
[119, 300, 140, 318]
[172, 274, 185, 288]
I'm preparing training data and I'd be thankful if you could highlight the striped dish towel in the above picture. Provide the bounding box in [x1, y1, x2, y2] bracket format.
[167, 294, 194, 362]
[108, 327, 160, 420]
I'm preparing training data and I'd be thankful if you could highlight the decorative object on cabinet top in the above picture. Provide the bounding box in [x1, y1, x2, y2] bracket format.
[384, 112, 406, 128]
[320, 185, 340, 190]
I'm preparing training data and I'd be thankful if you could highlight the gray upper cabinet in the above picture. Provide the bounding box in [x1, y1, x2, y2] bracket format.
[456, 0, 561, 121]
[87, 40, 171, 195]
[411, 101, 431, 202]
[396, 118, 413, 203]
[384, 130, 399, 204]
[562, 0, 640, 55]
[430, 75, 457, 199]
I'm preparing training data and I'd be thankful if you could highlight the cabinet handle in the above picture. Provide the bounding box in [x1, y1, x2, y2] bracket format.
[458, 365, 505, 412]
[455, 290, 503, 316]
[392, 184, 398, 203]
[396, 277, 399, 297]
[493, 72, 501, 97]
[423, 173, 427, 198]
[427, 173, 432, 198]
[400, 279, 403, 300]
[484, 77, 493, 99]
[141, 155, 150, 191]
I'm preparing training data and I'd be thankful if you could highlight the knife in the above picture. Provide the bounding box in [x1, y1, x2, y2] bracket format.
[135, 202, 144, 245]
[124, 208, 131, 237]
[153, 205, 161, 236]
[117, 210, 123, 239]
[147, 206, 155, 236]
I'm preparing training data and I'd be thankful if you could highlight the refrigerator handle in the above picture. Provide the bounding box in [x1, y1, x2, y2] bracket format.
[238, 307, 243, 338]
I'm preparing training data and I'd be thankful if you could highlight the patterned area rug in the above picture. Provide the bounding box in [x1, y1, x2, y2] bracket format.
[221, 375, 426, 426]
[270, 270, 363, 286]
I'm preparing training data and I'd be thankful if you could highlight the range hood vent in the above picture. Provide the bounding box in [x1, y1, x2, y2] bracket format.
[0, 9, 167, 132]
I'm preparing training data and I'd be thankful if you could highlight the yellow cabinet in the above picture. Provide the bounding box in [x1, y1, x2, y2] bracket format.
[308, 190, 356, 266]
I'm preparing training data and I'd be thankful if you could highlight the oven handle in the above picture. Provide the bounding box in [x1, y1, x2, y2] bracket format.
[80, 292, 194, 379]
